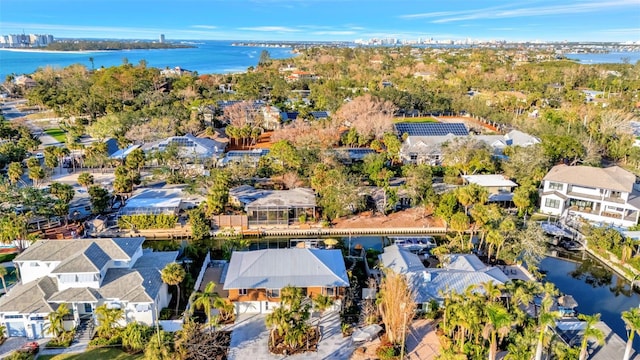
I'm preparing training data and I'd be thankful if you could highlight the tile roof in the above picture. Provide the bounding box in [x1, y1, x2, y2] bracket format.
[15, 238, 144, 264]
[543, 165, 636, 193]
[52, 242, 111, 273]
[49, 287, 101, 303]
[0, 277, 58, 314]
[223, 248, 349, 290]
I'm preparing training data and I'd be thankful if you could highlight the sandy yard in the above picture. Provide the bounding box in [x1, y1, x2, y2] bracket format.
[332, 208, 444, 229]
[350, 319, 441, 360]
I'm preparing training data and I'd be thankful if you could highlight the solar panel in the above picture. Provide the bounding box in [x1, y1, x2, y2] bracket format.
[394, 122, 469, 136]
[310, 111, 329, 119]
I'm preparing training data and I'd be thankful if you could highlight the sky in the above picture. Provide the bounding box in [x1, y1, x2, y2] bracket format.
[1, 0, 639, 43]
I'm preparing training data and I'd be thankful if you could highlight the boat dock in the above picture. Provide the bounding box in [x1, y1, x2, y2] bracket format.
[592, 321, 638, 360]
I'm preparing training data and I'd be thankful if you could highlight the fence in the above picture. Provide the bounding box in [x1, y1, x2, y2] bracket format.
[185, 251, 211, 315]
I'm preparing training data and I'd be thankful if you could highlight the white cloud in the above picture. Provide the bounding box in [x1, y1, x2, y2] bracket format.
[237, 26, 301, 32]
[191, 25, 217, 30]
[430, 0, 639, 23]
[312, 31, 356, 35]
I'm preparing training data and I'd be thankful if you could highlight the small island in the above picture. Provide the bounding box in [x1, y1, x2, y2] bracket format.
[40, 40, 194, 51]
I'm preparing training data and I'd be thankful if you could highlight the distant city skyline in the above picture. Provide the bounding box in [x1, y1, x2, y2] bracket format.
[1, 0, 639, 43]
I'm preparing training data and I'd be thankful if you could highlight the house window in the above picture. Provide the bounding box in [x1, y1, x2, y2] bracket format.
[548, 182, 563, 191]
[611, 191, 622, 199]
[409, 153, 418, 161]
[59, 274, 75, 283]
[4, 315, 22, 319]
[77, 274, 95, 282]
[238, 289, 248, 296]
[30, 316, 45, 321]
[266, 289, 280, 298]
[135, 304, 151, 312]
[545, 198, 561, 209]
[323, 287, 336, 297]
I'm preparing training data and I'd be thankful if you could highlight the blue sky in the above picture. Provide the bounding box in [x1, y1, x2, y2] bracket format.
[1, 0, 639, 42]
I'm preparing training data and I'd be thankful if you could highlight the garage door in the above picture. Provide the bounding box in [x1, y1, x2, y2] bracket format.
[6, 321, 26, 337]
[236, 302, 260, 314]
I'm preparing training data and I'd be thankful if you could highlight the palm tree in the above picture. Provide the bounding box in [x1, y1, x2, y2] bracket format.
[144, 329, 174, 359]
[482, 280, 503, 303]
[77, 172, 94, 189]
[622, 307, 640, 360]
[7, 162, 23, 185]
[578, 313, 604, 360]
[28, 165, 45, 187]
[189, 281, 220, 330]
[95, 304, 125, 339]
[161, 262, 186, 315]
[313, 293, 334, 331]
[0, 266, 8, 294]
[535, 296, 560, 360]
[47, 303, 70, 339]
[483, 303, 513, 360]
[265, 306, 289, 347]
[213, 297, 235, 324]
[121, 322, 152, 354]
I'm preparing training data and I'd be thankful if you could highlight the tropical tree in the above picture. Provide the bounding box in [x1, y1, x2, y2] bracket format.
[483, 303, 513, 360]
[535, 296, 561, 360]
[77, 172, 94, 188]
[578, 313, 604, 360]
[161, 262, 186, 315]
[122, 322, 153, 354]
[313, 293, 334, 328]
[7, 162, 23, 185]
[94, 304, 125, 340]
[144, 329, 174, 360]
[28, 165, 45, 187]
[46, 303, 70, 339]
[622, 307, 640, 360]
[189, 281, 219, 330]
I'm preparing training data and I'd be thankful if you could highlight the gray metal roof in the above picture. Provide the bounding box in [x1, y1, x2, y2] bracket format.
[379, 245, 426, 274]
[223, 248, 349, 290]
[230, 186, 316, 209]
[409, 268, 510, 303]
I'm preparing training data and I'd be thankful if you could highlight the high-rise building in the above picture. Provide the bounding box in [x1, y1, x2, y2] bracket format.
[159, 34, 165, 43]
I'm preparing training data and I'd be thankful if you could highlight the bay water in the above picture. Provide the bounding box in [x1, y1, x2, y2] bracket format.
[0, 40, 296, 80]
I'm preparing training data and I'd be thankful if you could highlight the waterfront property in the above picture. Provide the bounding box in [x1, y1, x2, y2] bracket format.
[118, 186, 203, 217]
[462, 174, 518, 206]
[228, 185, 317, 227]
[222, 248, 349, 314]
[0, 237, 177, 338]
[217, 149, 270, 167]
[540, 164, 640, 227]
[140, 133, 226, 162]
[379, 245, 509, 311]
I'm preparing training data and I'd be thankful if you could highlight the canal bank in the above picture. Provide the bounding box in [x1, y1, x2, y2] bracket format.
[541, 250, 640, 353]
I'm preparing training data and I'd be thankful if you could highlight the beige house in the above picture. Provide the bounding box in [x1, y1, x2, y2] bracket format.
[223, 248, 349, 314]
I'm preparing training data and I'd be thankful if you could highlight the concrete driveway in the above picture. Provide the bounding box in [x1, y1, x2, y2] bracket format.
[227, 310, 354, 360]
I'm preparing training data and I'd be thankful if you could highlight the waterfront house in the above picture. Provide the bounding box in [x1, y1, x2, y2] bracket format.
[379, 245, 509, 311]
[0, 238, 177, 338]
[141, 134, 226, 162]
[462, 174, 518, 206]
[222, 248, 349, 314]
[540, 164, 640, 227]
[218, 149, 270, 167]
[228, 185, 317, 227]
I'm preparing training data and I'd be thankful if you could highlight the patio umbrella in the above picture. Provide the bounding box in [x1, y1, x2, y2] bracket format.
[323, 238, 338, 249]
[558, 295, 578, 308]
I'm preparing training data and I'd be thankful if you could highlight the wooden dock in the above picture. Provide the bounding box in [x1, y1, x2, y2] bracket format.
[236, 226, 449, 238]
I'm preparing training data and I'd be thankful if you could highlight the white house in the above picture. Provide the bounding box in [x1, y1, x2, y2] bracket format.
[462, 174, 518, 204]
[0, 238, 178, 338]
[141, 134, 226, 162]
[540, 164, 640, 228]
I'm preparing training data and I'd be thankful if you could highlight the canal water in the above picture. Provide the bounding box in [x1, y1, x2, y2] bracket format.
[148, 234, 640, 349]
[540, 251, 640, 351]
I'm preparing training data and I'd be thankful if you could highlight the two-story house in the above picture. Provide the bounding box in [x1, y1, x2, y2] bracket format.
[222, 248, 349, 314]
[540, 164, 640, 227]
[0, 238, 178, 338]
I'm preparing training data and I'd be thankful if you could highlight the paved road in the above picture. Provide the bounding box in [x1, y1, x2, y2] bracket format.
[1, 99, 61, 148]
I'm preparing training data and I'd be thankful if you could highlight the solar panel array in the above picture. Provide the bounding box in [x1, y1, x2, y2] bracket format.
[394, 122, 469, 136]
[310, 111, 329, 119]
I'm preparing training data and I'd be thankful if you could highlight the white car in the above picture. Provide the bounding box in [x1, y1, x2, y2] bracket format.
[34, 152, 44, 159]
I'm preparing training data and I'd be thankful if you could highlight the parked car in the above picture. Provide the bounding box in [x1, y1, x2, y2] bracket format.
[17, 341, 40, 355]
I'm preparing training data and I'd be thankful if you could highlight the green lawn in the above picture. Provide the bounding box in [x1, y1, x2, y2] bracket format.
[43, 128, 67, 143]
[37, 348, 143, 360]
[393, 116, 438, 123]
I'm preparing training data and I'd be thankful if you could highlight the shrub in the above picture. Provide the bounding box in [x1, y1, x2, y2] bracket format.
[46, 330, 75, 348]
[88, 334, 122, 348]
[376, 343, 401, 360]
[5, 352, 33, 360]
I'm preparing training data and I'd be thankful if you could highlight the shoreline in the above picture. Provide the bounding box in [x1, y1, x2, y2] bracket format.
[0, 47, 106, 54]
